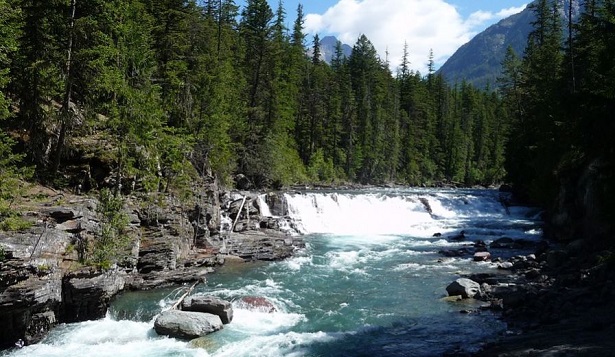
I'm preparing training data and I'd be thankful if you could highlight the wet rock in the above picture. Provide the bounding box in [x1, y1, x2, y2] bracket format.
[449, 231, 466, 241]
[264, 193, 288, 217]
[446, 278, 482, 299]
[228, 198, 259, 220]
[432, 232, 442, 237]
[182, 295, 233, 324]
[474, 240, 488, 252]
[154, 310, 223, 339]
[236, 296, 277, 313]
[189, 336, 220, 350]
[419, 197, 432, 214]
[62, 269, 126, 322]
[226, 230, 304, 261]
[473, 251, 492, 262]
[0, 268, 62, 348]
[137, 239, 177, 273]
[497, 262, 514, 270]
[439, 248, 471, 257]
[490, 237, 515, 249]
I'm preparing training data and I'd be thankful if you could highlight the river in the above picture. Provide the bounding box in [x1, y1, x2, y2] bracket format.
[3, 188, 542, 357]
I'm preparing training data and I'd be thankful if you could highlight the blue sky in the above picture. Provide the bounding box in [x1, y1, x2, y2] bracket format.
[237, 0, 529, 72]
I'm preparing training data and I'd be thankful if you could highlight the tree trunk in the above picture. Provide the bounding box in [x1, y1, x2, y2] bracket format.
[52, 0, 77, 175]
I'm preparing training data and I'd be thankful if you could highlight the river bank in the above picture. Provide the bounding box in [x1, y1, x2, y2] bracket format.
[472, 239, 615, 356]
[0, 183, 304, 349]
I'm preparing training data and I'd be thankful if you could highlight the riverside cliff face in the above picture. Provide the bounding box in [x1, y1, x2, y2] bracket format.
[0, 183, 302, 349]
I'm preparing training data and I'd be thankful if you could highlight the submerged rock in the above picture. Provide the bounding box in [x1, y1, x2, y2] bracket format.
[236, 296, 277, 313]
[154, 310, 223, 339]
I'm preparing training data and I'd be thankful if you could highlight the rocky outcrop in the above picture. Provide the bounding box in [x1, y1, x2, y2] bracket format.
[61, 269, 126, 322]
[225, 230, 305, 261]
[154, 310, 223, 339]
[0, 263, 62, 348]
[0, 185, 303, 349]
[182, 295, 233, 324]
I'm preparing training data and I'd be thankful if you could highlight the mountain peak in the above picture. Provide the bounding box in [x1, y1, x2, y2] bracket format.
[438, 0, 581, 89]
[307, 36, 352, 64]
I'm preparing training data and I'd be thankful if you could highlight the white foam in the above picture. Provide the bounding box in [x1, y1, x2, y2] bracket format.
[227, 306, 306, 336]
[285, 193, 432, 235]
[7, 318, 209, 357]
[211, 331, 334, 357]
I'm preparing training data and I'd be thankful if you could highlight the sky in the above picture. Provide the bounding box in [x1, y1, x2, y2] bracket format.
[237, 0, 529, 73]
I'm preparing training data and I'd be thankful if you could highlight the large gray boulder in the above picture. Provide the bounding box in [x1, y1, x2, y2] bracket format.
[154, 310, 223, 339]
[181, 295, 233, 324]
[446, 278, 482, 299]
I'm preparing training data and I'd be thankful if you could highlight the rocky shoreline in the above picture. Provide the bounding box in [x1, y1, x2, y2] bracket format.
[437, 230, 615, 356]
[0, 184, 304, 349]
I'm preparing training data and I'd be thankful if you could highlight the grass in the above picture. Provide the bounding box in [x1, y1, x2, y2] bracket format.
[0, 215, 33, 231]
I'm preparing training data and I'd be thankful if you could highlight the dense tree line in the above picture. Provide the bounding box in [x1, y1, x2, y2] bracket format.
[501, 0, 615, 212]
[0, 0, 509, 196]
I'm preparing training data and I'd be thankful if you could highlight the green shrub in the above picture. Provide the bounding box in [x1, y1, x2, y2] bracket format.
[89, 188, 130, 269]
[0, 215, 33, 231]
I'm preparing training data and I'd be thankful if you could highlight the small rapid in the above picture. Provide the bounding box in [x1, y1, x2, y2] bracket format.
[2, 188, 542, 357]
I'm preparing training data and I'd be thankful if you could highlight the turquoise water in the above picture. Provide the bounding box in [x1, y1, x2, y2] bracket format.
[3, 189, 541, 357]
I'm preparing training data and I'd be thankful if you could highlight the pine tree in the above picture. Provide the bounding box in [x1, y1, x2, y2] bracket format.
[13, 0, 68, 173]
[508, 0, 564, 203]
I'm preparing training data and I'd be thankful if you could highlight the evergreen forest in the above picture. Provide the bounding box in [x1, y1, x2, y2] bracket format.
[0, 0, 614, 216]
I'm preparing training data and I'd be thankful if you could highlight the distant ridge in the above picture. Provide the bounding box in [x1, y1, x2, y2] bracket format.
[438, 0, 581, 89]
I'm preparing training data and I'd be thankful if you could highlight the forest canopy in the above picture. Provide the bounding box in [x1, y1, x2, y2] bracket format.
[0, 0, 509, 195]
[1, 0, 613, 213]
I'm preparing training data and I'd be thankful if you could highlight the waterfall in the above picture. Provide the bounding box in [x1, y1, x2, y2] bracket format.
[254, 189, 514, 237]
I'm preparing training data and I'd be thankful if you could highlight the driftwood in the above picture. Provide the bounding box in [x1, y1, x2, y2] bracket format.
[231, 196, 247, 232]
[168, 280, 200, 311]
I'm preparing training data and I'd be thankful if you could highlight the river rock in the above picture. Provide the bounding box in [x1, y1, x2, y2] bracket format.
[439, 248, 471, 257]
[449, 231, 466, 241]
[182, 295, 233, 324]
[489, 237, 515, 249]
[473, 251, 491, 262]
[236, 296, 277, 313]
[264, 192, 288, 217]
[154, 310, 223, 339]
[446, 278, 482, 299]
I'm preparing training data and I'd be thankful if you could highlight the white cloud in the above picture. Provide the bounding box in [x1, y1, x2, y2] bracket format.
[497, 5, 528, 18]
[304, 0, 527, 74]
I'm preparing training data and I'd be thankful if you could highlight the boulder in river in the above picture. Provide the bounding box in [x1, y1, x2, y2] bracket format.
[449, 231, 466, 241]
[154, 310, 223, 339]
[181, 295, 233, 324]
[236, 296, 277, 313]
[473, 251, 491, 262]
[446, 278, 482, 299]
